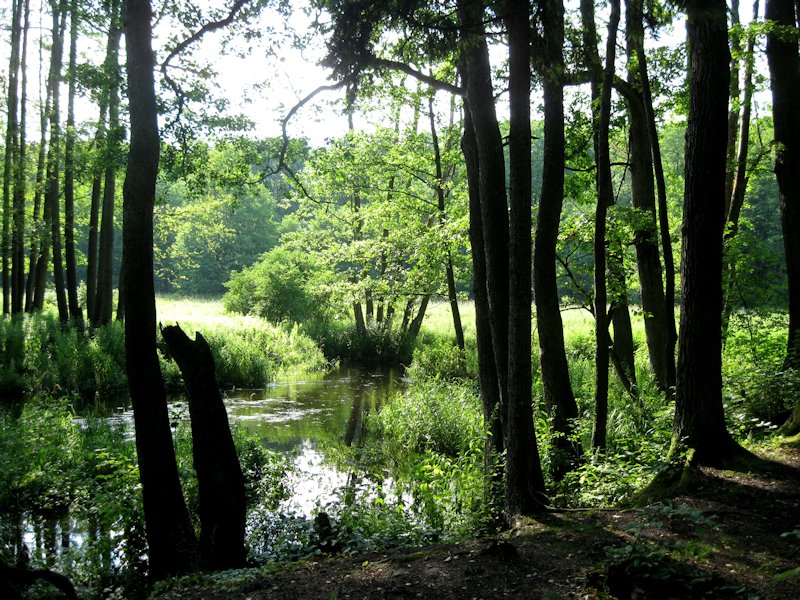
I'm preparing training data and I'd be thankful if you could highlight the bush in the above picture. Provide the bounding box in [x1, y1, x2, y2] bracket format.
[224, 247, 337, 324]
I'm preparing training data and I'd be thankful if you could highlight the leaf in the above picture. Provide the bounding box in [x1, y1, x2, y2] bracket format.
[542, 589, 565, 600]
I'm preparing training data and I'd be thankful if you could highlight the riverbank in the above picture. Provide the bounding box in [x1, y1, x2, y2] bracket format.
[152, 441, 800, 599]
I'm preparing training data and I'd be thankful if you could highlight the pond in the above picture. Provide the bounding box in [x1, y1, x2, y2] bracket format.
[221, 365, 403, 514]
[14, 366, 406, 568]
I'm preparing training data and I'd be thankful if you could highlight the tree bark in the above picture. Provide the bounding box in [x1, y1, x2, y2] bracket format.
[64, 0, 83, 324]
[94, 1, 123, 327]
[45, 3, 68, 323]
[624, 0, 667, 389]
[765, 0, 800, 370]
[26, 89, 49, 313]
[161, 325, 247, 570]
[12, 0, 29, 315]
[673, 0, 742, 465]
[505, 0, 546, 513]
[533, 0, 581, 479]
[122, 0, 199, 578]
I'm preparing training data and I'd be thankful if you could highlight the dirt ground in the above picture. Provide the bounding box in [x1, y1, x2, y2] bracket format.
[151, 443, 800, 600]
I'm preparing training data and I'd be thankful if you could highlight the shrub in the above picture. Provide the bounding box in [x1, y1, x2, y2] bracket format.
[224, 247, 337, 324]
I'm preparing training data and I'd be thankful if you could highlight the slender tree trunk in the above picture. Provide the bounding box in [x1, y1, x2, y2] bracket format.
[64, 0, 83, 324]
[766, 0, 800, 371]
[46, 3, 68, 323]
[3, 0, 22, 315]
[533, 0, 581, 479]
[122, 0, 199, 578]
[26, 93, 49, 312]
[582, 0, 620, 451]
[726, 0, 742, 210]
[86, 103, 107, 323]
[673, 0, 742, 466]
[628, 3, 678, 393]
[461, 99, 504, 462]
[12, 0, 30, 315]
[623, 1, 668, 388]
[505, 0, 546, 513]
[428, 95, 465, 351]
[723, 0, 760, 335]
[94, 1, 122, 327]
[458, 0, 510, 428]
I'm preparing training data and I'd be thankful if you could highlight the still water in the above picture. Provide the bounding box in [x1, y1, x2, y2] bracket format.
[222, 366, 402, 513]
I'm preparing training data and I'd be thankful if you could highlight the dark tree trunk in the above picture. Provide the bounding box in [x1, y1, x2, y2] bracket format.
[3, 0, 22, 315]
[161, 325, 247, 570]
[624, 0, 667, 389]
[428, 95, 465, 352]
[725, 0, 742, 210]
[461, 99, 504, 462]
[765, 0, 800, 370]
[122, 0, 199, 578]
[458, 0, 510, 423]
[94, 2, 122, 327]
[64, 0, 83, 324]
[12, 0, 29, 315]
[505, 0, 546, 513]
[582, 0, 620, 451]
[45, 5, 68, 323]
[673, 0, 742, 465]
[26, 95, 49, 313]
[533, 0, 581, 479]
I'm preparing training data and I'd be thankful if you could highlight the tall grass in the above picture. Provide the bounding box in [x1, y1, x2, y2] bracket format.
[0, 297, 330, 399]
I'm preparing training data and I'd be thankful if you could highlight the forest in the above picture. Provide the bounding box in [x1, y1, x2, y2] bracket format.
[0, 0, 799, 598]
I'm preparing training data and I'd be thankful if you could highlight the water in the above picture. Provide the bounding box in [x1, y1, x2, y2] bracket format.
[222, 366, 402, 514]
[15, 366, 404, 568]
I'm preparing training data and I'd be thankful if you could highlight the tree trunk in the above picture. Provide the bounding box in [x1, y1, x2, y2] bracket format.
[12, 0, 30, 315]
[582, 0, 620, 451]
[122, 0, 199, 578]
[428, 95, 465, 352]
[673, 0, 742, 466]
[64, 0, 83, 324]
[461, 97, 504, 464]
[505, 0, 546, 513]
[94, 1, 122, 327]
[725, 0, 742, 210]
[45, 4, 68, 323]
[624, 0, 667, 389]
[161, 325, 247, 570]
[26, 93, 49, 313]
[3, 0, 22, 315]
[458, 0, 510, 424]
[533, 0, 582, 479]
[765, 0, 800, 370]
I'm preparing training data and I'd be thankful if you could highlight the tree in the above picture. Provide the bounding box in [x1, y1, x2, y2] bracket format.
[672, 0, 743, 465]
[122, 0, 199, 578]
[533, 0, 582, 478]
[765, 0, 800, 433]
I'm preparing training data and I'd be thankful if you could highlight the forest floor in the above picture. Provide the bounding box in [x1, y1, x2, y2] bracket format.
[151, 441, 800, 600]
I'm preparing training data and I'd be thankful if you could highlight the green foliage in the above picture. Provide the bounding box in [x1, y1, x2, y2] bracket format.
[372, 377, 483, 457]
[302, 319, 413, 364]
[223, 246, 336, 324]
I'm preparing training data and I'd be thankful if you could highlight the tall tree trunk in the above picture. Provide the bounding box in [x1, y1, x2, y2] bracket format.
[640, 38, 677, 395]
[533, 0, 581, 479]
[723, 0, 760, 335]
[64, 0, 83, 324]
[12, 0, 30, 315]
[3, 0, 22, 315]
[94, 0, 122, 327]
[624, 0, 668, 389]
[673, 0, 742, 466]
[458, 0, 510, 429]
[86, 103, 107, 323]
[505, 0, 546, 513]
[26, 91, 49, 312]
[46, 3, 68, 323]
[428, 95, 465, 352]
[582, 0, 620, 451]
[461, 100, 504, 464]
[766, 0, 800, 371]
[122, 0, 199, 578]
[726, 0, 743, 209]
